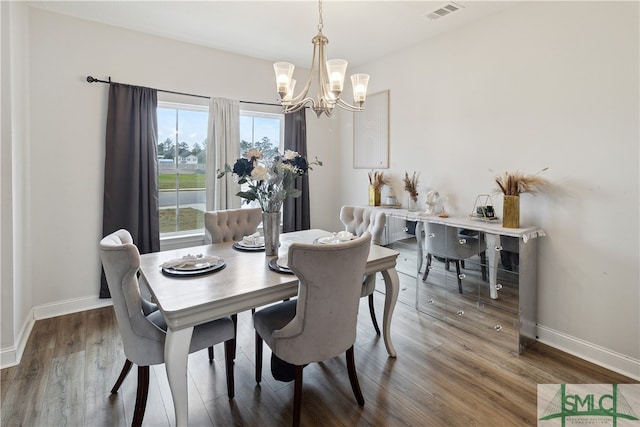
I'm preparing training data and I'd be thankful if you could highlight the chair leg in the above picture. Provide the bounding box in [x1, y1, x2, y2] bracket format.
[208, 346, 214, 362]
[111, 359, 133, 394]
[346, 346, 365, 406]
[480, 251, 487, 281]
[255, 332, 263, 384]
[292, 365, 304, 427]
[132, 366, 150, 427]
[368, 293, 381, 336]
[224, 339, 235, 399]
[455, 260, 463, 294]
[422, 254, 432, 282]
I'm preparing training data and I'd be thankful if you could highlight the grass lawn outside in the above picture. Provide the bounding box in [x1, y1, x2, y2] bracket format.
[160, 207, 204, 233]
[159, 173, 206, 190]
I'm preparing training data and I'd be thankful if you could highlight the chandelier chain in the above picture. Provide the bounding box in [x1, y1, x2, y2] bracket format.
[317, 0, 323, 31]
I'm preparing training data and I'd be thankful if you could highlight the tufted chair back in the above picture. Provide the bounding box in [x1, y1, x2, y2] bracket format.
[204, 208, 263, 244]
[258, 232, 372, 365]
[99, 229, 167, 365]
[339, 206, 386, 245]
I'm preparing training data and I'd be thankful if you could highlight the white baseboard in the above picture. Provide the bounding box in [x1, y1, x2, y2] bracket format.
[1, 296, 112, 369]
[33, 295, 112, 320]
[537, 324, 640, 381]
[0, 308, 35, 369]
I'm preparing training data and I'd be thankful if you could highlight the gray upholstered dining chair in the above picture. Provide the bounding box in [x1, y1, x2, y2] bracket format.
[422, 222, 487, 293]
[253, 232, 372, 427]
[340, 205, 386, 335]
[204, 207, 262, 244]
[99, 229, 236, 427]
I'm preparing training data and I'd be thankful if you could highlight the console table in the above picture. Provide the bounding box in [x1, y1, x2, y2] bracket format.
[372, 207, 544, 353]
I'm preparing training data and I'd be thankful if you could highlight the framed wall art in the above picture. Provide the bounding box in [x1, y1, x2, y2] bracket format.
[353, 90, 389, 169]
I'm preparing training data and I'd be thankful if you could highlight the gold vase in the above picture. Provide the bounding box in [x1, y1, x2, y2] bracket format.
[369, 185, 381, 206]
[502, 195, 520, 228]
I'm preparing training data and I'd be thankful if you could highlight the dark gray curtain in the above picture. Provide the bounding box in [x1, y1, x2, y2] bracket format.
[283, 109, 310, 232]
[100, 84, 160, 298]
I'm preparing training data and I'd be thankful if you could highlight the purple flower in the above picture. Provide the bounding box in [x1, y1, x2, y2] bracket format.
[232, 158, 253, 177]
[285, 156, 308, 174]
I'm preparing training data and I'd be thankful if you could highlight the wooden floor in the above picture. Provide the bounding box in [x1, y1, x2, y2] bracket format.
[1, 292, 636, 427]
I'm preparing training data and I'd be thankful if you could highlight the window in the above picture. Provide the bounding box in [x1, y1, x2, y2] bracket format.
[240, 111, 284, 157]
[157, 105, 284, 235]
[238, 111, 285, 207]
[157, 102, 208, 235]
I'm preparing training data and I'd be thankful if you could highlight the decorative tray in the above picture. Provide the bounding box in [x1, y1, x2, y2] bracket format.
[162, 259, 226, 277]
[469, 215, 499, 222]
[268, 257, 293, 275]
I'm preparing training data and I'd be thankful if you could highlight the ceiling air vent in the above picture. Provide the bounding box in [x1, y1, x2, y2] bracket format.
[426, 2, 464, 20]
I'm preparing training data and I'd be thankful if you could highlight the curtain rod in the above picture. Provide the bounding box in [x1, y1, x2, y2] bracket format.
[86, 75, 281, 107]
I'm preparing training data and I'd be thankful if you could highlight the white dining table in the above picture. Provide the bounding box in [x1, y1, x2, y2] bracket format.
[138, 229, 400, 426]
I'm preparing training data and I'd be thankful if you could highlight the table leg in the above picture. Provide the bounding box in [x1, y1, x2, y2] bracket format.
[165, 326, 194, 427]
[485, 234, 500, 299]
[380, 267, 399, 358]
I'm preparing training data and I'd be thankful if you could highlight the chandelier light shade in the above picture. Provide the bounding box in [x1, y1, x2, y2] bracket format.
[273, 0, 370, 118]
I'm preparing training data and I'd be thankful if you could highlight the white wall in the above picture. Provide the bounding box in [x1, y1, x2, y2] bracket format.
[2, 2, 638, 378]
[25, 7, 337, 308]
[1, 1, 34, 368]
[339, 1, 639, 377]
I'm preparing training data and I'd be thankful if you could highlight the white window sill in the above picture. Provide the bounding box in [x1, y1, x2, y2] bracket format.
[160, 232, 205, 251]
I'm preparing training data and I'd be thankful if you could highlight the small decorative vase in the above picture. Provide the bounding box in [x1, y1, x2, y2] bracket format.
[408, 197, 418, 212]
[502, 195, 520, 228]
[262, 212, 281, 256]
[369, 185, 381, 206]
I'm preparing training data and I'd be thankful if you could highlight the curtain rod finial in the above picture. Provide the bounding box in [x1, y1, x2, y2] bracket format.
[86, 76, 95, 83]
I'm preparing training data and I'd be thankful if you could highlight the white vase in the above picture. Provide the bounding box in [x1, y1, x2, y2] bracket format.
[262, 212, 281, 256]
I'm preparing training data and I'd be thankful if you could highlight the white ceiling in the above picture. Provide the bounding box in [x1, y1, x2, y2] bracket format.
[28, 1, 516, 67]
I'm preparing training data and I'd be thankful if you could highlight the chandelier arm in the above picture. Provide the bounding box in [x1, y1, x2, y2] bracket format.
[283, 97, 317, 114]
[336, 98, 365, 112]
[285, 36, 321, 106]
[317, 33, 330, 103]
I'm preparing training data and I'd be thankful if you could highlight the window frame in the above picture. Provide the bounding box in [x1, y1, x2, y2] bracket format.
[157, 101, 209, 239]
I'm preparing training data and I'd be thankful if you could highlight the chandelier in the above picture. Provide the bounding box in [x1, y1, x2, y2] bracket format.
[273, 0, 370, 118]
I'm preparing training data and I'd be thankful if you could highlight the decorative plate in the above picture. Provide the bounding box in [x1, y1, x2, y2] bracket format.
[162, 259, 226, 277]
[314, 236, 353, 244]
[233, 241, 265, 252]
[269, 257, 293, 274]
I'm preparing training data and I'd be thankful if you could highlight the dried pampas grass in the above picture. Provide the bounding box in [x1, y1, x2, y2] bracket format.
[403, 171, 420, 198]
[368, 170, 389, 189]
[494, 168, 548, 196]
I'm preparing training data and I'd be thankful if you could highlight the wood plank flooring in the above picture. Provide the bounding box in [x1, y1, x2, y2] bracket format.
[2, 291, 636, 426]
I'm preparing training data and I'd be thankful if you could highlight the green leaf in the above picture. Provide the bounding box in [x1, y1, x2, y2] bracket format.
[287, 189, 302, 198]
[236, 191, 257, 201]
